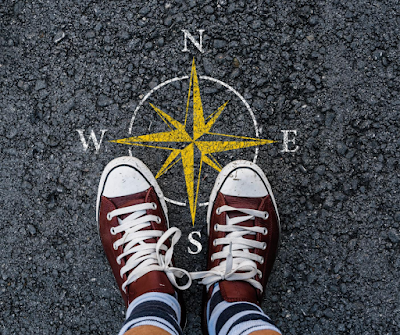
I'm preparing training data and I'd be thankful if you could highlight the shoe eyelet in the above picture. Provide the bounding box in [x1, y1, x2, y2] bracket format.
[213, 240, 218, 247]
[151, 202, 157, 210]
[259, 257, 264, 264]
[110, 227, 116, 235]
[210, 255, 215, 262]
[113, 243, 118, 250]
[263, 228, 268, 235]
[216, 207, 221, 215]
[261, 242, 267, 250]
[214, 224, 219, 231]
[107, 213, 112, 221]
[156, 217, 162, 224]
[264, 212, 269, 220]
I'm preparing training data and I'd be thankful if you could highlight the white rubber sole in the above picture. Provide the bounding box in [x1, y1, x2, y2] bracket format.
[206, 160, 280, 235]
[96, 156, 169, 227]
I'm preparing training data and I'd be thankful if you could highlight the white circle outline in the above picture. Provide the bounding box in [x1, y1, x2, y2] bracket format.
[128, 75, 261, 207]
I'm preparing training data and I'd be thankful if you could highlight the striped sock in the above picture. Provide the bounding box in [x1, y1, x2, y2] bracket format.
[118, 292, 182, 335]
[207, 283, 282, 335]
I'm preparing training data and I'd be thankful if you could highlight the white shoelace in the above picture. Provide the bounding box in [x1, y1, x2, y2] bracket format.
[191, 205, 269, 292]
[107, 202, 192, 292]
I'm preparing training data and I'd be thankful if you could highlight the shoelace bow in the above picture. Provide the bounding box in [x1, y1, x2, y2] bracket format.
[191, 205, 269, 292]
[107, 202, 192, 292]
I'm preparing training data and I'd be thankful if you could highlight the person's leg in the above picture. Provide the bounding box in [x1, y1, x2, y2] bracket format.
[192, 160, 282, 335]
[123, 325, 281, 335]
[124, 325, 171, 335]
[206, 283, 281, 335]
[249, 331, 281, 335]
[97, 157, 190, 335]
[117, 291, 182, 335]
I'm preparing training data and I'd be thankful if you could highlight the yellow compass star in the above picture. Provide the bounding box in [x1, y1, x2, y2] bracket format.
[111, 59, 275, 225]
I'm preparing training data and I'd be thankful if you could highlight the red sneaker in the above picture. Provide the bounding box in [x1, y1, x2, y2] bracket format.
[96, 157, 191, 316]
[193, 160, 280, 309]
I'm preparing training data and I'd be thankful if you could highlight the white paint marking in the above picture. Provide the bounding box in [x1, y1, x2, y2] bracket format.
[281, 130, 299, 153]
[76, 129, 107, 153]
[188, 231, 202, 255]
[181, 29, 205, 53]
[164, 197, 186, 206]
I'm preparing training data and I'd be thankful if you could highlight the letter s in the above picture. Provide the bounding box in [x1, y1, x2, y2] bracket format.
[188, 231, 202, 255]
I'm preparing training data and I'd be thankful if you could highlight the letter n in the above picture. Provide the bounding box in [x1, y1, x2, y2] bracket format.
[182, 29, 205, 53]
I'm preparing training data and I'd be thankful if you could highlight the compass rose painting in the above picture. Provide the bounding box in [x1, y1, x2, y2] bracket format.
[112, 59, 275, 225]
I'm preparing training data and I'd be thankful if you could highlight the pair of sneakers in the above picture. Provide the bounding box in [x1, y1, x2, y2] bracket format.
[96, 156, 280, 329]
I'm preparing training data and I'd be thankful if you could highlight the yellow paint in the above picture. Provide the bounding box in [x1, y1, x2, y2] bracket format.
[181, 144, 195, 222]
[201, 154, 222, 172]
[112, 59, 275, 225]
[155, 150, 181, 179]
[195, 139, 274, 154]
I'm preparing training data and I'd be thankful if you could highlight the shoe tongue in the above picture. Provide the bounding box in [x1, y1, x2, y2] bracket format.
[219, 280, 258, 304]
[128, 270, 175, 304]
[223, 195, 263, 209]
[109, 190, 149, 221]
[110, 190, 148, 207]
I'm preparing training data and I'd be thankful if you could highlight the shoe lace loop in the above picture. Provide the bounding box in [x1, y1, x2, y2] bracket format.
[191, 205, 268, 292]
[107, 203, 192, 292]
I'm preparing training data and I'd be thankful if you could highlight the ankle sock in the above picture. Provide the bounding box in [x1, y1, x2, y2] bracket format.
[118, 292, 182, 335]
[207, 283, 281, 335]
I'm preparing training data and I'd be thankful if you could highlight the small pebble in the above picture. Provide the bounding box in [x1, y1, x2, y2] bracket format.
[337, 142, 348, 156]
[203, 5, 214, 14]
[214, 39, 227, 49]
[309, 15, 319, 26]
[34, 80, 47, 91]
[54, 31, 66, 43]
[97, 94, 113, 107]
[27, 224, 36, 235]
[388, 229, 399, 243]
[315, 165, 325, 175]
[306, 35, 314, 42]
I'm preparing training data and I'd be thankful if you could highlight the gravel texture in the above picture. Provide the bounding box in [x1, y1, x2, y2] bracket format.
[1, 0, 400, 334]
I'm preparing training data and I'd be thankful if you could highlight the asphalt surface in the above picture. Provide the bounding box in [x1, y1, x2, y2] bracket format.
[1, 0, 400, 334]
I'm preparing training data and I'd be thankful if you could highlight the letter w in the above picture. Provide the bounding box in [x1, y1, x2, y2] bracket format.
[76, 129, 107, 153]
